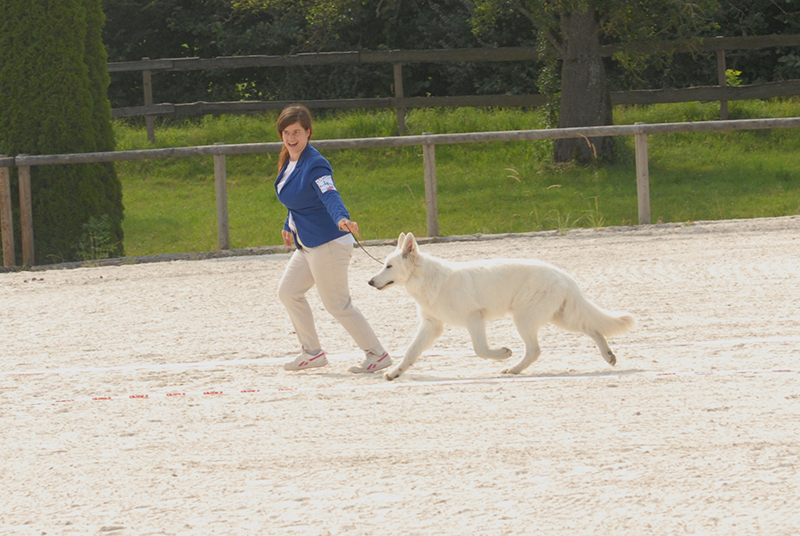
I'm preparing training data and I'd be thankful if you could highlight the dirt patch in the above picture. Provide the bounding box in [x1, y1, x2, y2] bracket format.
[2, 216, 799, 535]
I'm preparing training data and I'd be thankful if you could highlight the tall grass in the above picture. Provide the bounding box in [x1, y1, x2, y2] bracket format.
[114, 100, 800, 257]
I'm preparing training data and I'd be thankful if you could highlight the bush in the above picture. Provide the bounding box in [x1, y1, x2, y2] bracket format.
[0, 0, 123, 265]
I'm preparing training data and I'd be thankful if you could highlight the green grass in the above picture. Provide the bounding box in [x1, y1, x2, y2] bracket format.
[114, 100, 800, 257]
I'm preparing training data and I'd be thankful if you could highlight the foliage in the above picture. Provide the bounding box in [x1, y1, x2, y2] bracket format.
[77, 214, 119, 261]
[718, 0, 800, 83]
[0, 0, 124, 264]
[103, 0, 538, 109]
[101, 1, 800, 134]
[726, 69, 743, 87]
[471, 0, 722, 91]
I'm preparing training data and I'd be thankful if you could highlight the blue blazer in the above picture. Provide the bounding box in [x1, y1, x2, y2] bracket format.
[275, 145, 351, 248]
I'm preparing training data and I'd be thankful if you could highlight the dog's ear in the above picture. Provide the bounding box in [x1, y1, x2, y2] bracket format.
[396, 232, 406, 249]
[402, 232, 417, 257]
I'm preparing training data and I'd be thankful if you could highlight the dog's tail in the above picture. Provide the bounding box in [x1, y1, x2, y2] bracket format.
[555, 293, 636, 337]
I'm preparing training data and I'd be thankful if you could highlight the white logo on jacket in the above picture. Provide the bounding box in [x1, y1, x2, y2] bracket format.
[315, 175, 337, 193]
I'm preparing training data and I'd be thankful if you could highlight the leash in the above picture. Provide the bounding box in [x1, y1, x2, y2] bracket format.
[350, 232, 384, 264]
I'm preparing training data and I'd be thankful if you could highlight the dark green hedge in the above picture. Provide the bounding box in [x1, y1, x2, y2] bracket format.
[0, 0, 124, 265]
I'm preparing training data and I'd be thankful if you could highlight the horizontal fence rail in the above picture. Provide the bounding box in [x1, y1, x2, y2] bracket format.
[107, 35, 800, 74]
[109, 80, 800, 119]
[3, 116, 800, 268]
[13, 117, 800, 167]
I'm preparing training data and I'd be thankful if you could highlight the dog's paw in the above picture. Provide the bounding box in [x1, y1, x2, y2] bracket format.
[604, 351, 617, 366]
[501, 347, 513, 359]
[384, 368, 401, 381]
[499, 367, 519, 375]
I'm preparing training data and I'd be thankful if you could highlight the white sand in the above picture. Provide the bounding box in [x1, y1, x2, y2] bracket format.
[1, 216, 799, 535]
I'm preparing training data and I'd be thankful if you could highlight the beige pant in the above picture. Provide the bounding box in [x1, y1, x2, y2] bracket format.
[277, 240, 385, 356]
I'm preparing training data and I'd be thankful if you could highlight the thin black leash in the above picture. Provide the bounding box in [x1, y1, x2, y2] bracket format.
[350, 232, 384, 264]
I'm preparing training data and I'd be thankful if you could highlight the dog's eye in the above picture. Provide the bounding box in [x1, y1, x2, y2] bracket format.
[386, 264, 392, 269]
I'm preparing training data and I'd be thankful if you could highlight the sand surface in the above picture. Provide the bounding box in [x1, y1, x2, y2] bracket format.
[1, 216, 799, 535]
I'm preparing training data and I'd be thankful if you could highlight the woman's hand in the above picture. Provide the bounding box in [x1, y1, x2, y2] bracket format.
[282, 229, 295, 247]
[338, 218, 360, 237]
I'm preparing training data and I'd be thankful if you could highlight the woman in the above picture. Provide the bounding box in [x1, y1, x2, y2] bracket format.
[274, 104, 392, 373]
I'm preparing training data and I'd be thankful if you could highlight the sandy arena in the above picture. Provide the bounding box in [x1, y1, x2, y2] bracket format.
[1, 216, 799, 535]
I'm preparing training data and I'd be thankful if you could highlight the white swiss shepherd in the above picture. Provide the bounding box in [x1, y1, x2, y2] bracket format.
[369, 233, 636, 381]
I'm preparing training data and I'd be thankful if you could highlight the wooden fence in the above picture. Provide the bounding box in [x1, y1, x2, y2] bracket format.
[108, 34, 800, 141]
[3, 116, 800, 268]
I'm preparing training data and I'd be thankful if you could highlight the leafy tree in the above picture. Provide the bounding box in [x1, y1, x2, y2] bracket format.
[0, 0, 124, 264]
[472, 0, 721, 162]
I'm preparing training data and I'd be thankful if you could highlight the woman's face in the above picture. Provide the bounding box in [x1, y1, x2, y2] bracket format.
[281, 121, 311, 161]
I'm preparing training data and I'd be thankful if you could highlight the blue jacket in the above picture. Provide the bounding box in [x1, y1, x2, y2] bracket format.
[275, 145, 351, 248]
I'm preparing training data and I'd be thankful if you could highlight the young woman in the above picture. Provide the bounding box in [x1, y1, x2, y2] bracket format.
[274, 104, 392, 373]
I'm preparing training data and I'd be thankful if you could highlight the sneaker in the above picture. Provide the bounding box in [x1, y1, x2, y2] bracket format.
[348, 351, 392, 374]
[283, 350, 328, 371]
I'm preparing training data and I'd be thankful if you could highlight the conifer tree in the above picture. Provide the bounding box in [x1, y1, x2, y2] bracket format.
[0, 0, 124, 264]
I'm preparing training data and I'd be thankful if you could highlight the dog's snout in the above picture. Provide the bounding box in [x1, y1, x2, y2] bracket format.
[368, 278, 376, 287]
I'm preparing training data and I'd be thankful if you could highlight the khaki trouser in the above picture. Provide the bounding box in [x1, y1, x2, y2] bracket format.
[277, 239, 385, 356]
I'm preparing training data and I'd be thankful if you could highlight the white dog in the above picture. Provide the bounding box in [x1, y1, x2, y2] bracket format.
[369, 233, 636, 381]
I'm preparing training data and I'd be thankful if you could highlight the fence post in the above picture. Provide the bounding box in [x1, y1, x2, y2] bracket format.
[142, 57, 156, 143]
[213, 143, 230, 250]
[0, 158, 15, 266]
[17, 161, 34, 266]
[393, 62, 406, 135]
[634, 123, 651, 225]
[715, 37, 728, 120]
[421, 134, 439, 237]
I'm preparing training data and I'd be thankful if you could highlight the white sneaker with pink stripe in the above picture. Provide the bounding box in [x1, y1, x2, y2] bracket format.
[283, 350, 328, 371]
[348, 351, 392, 373]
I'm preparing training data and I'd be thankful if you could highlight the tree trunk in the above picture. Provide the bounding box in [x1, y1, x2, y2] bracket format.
[553, 5, 614, 163]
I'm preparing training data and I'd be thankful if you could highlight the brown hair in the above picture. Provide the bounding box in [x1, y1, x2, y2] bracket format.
[276, 104, 313, 171]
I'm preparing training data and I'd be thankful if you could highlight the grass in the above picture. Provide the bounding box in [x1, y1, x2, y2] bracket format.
[114, 100, 800, 257]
